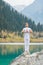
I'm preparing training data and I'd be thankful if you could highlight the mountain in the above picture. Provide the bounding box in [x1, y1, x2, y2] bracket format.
[0, 0, 33, 31]
[0, 0, 43, 32]
[21, 0, 43, 24]
[14, 5, 25, 12]
[0, 0, 25, 31]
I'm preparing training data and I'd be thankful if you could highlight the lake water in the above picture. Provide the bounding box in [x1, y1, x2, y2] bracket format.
[0, 44, 43, 65]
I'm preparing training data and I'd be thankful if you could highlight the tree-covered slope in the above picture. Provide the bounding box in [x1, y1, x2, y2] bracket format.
[0, 0, 43, 32]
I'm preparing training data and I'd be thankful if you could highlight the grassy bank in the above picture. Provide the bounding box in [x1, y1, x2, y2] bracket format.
[0, 30, 43, 43]
[0, 37, 43, 43]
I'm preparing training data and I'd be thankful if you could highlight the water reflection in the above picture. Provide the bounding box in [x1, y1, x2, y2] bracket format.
[0, 45, 43, 65]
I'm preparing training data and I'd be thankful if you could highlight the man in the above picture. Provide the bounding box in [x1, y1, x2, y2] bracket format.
[22, 22, 33, 55]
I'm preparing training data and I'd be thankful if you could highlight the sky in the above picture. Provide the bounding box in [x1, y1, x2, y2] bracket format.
[3, 0, 35, 12]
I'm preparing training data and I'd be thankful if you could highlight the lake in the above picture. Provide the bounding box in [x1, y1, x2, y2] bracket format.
[0, 44, 43, 65]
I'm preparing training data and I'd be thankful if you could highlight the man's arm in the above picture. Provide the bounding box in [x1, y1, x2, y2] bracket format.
[21, 28, 26, 33]
[30, 29, 33, 33]
[22, 29, 24, 33]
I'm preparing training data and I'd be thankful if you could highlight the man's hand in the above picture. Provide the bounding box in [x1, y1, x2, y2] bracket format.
[22, 29, 26, 33]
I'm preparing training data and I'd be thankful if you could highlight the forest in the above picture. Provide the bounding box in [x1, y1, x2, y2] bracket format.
[0, 0, 43, 58]
[0, 0, 43, 32]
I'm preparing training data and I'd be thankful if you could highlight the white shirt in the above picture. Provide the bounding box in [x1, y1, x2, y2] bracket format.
[23, 27, 31, 40]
